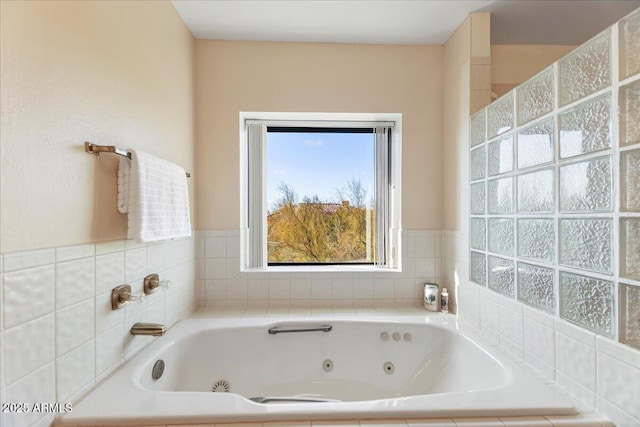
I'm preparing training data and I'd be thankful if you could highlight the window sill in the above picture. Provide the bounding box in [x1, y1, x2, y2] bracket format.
[242, 265, 401, 274]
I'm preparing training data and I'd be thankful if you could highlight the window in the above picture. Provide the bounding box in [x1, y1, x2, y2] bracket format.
[241, 113, 401, 270]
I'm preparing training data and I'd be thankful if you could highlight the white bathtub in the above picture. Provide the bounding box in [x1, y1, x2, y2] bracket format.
[58, 314, 577, 425]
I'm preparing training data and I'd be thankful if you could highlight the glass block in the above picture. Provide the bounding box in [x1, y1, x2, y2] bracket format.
[470, 251, 487, 286]
[488, 218, 514, 256]
[559, 271, 614, 337]
[517, 219, 555, 263]
[517, 66, 554, 126]
[470, 109, 486, 148]
[517, 169, 554, 213]
[620, 80, 640, 146]
[621, 218, 640, 281]
[488, 134, 513, 176]
[559, 29, 611, 107]
[620, 283, 640, 350]
[621, 149, 640, 212]
[470, 146, 486, 181]
[620, 8, 640, 80]
[488, 177, 513, 214]
[517, 118, 554, 169]
[470, 217, 486, 250]
[487, 93, 514, 139]
[559, 93, 611, 159]
[517, 262, 555, 314]
[559, 156, 612, 213]
[470, 182, 486, 215]
[488, 256, 515, 297]
[559, 219, 612, 274]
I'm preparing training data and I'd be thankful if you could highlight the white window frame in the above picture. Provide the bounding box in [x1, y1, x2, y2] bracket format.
[239, 112, 402, 272]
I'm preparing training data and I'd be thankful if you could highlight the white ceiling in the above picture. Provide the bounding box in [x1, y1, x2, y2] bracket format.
[171, 0, 639, 46]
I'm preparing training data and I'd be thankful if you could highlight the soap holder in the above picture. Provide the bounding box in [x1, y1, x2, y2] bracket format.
[111, 284, 145, 310]
[144, 273, 171, 295]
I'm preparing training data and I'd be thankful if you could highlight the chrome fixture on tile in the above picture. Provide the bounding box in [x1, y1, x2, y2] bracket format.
[130, 322, 166, 336]
[143, 273, 171, 295]
[111, 284, 145, 310]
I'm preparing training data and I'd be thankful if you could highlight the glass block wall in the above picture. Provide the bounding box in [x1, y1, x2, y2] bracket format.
[469, 8, 640, 349]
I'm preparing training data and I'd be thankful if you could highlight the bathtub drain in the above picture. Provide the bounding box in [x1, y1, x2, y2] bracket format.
[212, 380, 230, 392]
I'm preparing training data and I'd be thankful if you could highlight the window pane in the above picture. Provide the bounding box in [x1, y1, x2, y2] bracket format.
[266, 130, 375, 264]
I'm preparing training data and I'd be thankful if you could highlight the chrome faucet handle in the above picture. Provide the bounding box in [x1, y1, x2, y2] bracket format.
[144, 274, 171, 295]
[111, 284, 146, 310]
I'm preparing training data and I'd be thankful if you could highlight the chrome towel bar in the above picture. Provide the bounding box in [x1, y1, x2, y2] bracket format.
[84, 142, 191, 177]
[268, 324, 333, 334]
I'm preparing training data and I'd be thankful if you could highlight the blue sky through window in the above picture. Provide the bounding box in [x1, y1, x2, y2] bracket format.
[266, 132, 375, 211]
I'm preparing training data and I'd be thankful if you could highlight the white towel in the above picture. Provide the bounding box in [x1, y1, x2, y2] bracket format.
[117, 149, 191, 242]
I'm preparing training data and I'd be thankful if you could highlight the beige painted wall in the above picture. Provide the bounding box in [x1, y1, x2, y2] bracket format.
[491, 44, 576, 97]
[441, 13, 490, 312]
[195, 40, 443, 231]
[443, 13, 491, 231]
[442, 16, 471, 234]
[0, 0, 195, 253]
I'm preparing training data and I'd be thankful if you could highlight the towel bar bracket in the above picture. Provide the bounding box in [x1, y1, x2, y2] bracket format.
[85, 141, 131, 158]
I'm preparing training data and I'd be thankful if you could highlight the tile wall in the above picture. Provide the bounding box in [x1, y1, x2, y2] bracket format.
[0, 237, 196, 427]
[454, 9, 640, 427]
[448, 229, 640, 427]
[196, 230, 443, 310]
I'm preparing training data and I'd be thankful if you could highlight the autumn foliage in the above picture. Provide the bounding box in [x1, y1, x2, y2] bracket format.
[267, 181, 375, 263]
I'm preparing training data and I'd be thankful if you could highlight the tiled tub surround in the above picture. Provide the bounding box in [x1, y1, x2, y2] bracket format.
[196, 230, 443, 310]
[448, 230, 640, 427]
[460, 10, 640, 427]
[0, 237, 197, 427]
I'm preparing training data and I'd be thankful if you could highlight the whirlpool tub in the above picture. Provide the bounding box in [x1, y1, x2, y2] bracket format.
[57, 314, 577, 425]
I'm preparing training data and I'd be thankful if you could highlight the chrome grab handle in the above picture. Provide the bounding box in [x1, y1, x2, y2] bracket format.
[267, 324, 333, 335]
[249, 396, 340, 404]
